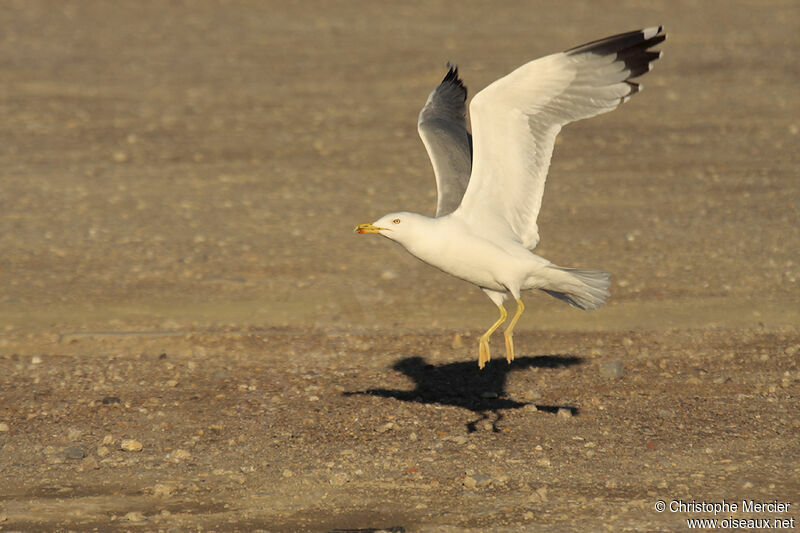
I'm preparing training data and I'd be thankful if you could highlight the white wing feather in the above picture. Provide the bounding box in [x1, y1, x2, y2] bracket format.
[454, 27, 665, 248]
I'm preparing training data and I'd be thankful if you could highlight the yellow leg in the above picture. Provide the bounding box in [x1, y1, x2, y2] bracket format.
[478, 304, 507, 369]
[504, 298, 525, 364]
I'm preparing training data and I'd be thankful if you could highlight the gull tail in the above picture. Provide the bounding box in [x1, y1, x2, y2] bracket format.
[539, 266, 610, 310]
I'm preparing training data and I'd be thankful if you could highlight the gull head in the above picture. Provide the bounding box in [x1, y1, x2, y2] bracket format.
[354, 212, 428, 246]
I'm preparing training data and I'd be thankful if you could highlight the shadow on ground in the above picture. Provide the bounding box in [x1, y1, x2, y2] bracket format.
[345, 355, 583, 432]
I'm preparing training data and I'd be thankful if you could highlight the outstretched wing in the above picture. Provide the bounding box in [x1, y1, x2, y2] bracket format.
[455, 27, 666, 248]
[417, 64, 473, 217]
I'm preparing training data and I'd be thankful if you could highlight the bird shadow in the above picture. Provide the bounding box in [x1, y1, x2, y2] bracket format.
[344, 355, 583, 433]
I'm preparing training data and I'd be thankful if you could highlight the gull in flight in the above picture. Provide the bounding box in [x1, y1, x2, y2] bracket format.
[356, 27, 666, 368]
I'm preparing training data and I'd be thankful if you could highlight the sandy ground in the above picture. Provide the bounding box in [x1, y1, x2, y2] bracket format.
[1, 1, 798, 531]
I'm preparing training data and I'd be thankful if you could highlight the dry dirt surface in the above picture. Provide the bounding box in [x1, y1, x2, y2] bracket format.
[1, 1, 798, 532]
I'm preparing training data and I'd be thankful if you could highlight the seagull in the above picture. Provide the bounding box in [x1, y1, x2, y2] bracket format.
[356, 27, 666, 368]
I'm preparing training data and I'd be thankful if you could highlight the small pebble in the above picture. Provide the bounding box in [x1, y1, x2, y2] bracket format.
[599, 360, 626, 379]
[556, 408, 573, 419]
[480, 391, 498, 399]
[120, 439, 143, 452]
[376, 422, 394, 433]
[522, 390, 542, 401]
[80, 456, 100, 471]
[329, 472, 348, 486]
[451, 333, 463, 349]
[152, 484, 175, 497]
[0, 422, 9, 432]
[63, 446, 87, 460]
[527, 486, 549, 502]
[122, 511, 146, 522]
[463, 473, 492, 489]
[166, 449, 191, 462]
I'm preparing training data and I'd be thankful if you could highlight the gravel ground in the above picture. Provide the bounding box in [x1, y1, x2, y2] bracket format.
[1, 328, 798, 531]
[1, 1, 798, 531]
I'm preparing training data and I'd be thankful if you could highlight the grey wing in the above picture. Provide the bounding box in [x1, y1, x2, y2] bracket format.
[417, 65, 473, 217]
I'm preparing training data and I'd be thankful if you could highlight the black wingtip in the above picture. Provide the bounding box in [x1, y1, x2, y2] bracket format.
[443, 62, 460, 82]
[441, 61, 467, 100]
[565, 26, 666, 56]
[564, 26, 665, 98]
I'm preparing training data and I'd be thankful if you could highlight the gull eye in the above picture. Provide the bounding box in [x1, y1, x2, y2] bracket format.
[392, 218, 401, 224]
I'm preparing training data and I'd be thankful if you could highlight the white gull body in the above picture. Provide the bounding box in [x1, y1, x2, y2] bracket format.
[375, 211, 551, 294]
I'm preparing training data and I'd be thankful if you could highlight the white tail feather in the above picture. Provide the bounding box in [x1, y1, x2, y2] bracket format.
[539, 266, 610, 310]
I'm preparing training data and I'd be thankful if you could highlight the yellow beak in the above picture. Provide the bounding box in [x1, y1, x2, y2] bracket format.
[354, 222, 387, 234]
